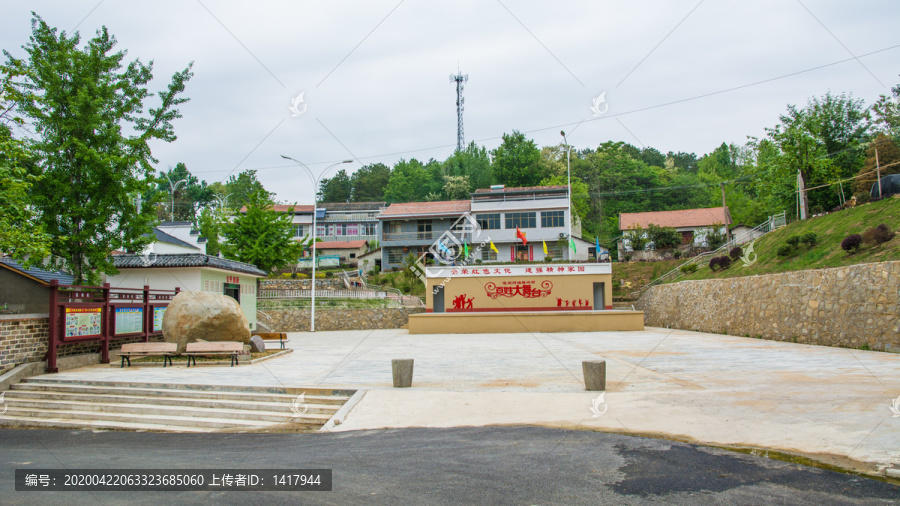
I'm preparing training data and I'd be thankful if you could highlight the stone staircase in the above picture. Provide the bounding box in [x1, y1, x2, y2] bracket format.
[0, 378, 356, 433]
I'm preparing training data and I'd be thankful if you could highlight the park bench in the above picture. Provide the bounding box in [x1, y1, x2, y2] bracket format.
[183, 341, 245, 367]
[116, 342, 177, 368]
[253, 332, 288, 349]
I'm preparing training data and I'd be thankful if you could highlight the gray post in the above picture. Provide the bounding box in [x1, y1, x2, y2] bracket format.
[582, 360, 606, 391]
[392, 359, 414, 388]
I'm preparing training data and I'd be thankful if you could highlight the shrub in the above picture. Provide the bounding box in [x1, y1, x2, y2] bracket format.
[786, 235, 801, 247]
[811, 205, 824, 216]
[861, 228, 876, 246]
[776, 244, 794, 257]
[872, 224, 895, 244]
[647, 224, 681, 250]
[705, 225, 726, 250]
[801, 232, 818, 247]
[680, 263, 698, 274]
[673, 250, 682, 259]
[708, 257, 720, 271]
[718, 256, 732, 269]
[475, 259, 482, 264]
[729, 247, 742, 260]
[544, 256, 554, 263]
[841, 234, 862, 253]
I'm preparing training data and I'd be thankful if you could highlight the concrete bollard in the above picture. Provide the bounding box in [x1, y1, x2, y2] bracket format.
[392, 358, 414, 388]
[582, 360, 606, 391]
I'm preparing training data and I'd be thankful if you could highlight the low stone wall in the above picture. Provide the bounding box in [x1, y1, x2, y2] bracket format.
[635, 261, 900, 352]
[0, 314, 163, 375]
[259, 308, 425, 332]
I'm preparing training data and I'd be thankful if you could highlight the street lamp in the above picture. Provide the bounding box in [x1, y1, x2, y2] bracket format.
[162, 173, 186, 222]
[560, 131, 572, 260]
[280, 155, 353, 332]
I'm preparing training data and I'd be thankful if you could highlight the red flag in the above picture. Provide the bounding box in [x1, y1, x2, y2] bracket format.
[516, 226, 528, 245]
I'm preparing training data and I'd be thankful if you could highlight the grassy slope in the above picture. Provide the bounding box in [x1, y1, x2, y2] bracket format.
[612, 259, 682, 300]
[673, 196, 900, 283]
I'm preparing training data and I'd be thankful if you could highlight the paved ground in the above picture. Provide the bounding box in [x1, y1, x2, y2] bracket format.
[45, 327, 900, 475]
[1, 427, 897, 505]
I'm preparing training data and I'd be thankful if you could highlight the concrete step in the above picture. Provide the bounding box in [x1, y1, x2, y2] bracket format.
[1, 378, 357, 433]
[2, 398, 337, 422]
[4, 390, 341, 414]
[0, 406, 326, 430]
[23, 378, 353, 398]
[12, 382, 350, 405]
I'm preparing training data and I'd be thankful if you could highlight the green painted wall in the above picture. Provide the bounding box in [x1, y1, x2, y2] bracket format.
[200, 269, 259, 331]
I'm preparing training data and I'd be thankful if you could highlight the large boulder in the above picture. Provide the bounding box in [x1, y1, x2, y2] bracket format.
[162, 291, 251, 353]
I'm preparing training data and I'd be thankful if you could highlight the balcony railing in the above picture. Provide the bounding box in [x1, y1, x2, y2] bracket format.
[382, 231, 471, 242]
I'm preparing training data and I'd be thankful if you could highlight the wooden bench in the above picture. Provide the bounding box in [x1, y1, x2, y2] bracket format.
[253, 332, 288, 349]
[183, 341, 245, 367]
[117, 342, 177, 368]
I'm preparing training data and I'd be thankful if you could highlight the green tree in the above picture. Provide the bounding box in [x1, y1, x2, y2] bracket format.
[869, 77, 900, 135]
[196, 204, 226, 256]
[154, 162, 214, 221]
[647, 224, 681, 250]
[225, 170, 271, 209]
[4, 15, 193, 283]
[491, 131, 545, 187]
[350, 163, 390, 201]
[221, 189, 304, 273]
[384, 158, 431, 202]
[317, 168, 351, 202]
[853, 133, 900, 198]
[0, 130, 51, 260]
[443, 175, 471, 200]
[443, 141, 491, 191]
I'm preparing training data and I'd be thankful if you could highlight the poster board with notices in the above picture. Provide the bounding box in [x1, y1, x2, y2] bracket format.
[64, 307, 102, 338]
[152, 306, 166, 332]
[114, 307, 144, 335]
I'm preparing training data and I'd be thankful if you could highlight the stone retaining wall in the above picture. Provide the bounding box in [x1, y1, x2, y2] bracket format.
[635, 261, 900, 352]
[259, 308, 425, 332]
[0, 314, 163, 375]
[259, 279, 346, 290]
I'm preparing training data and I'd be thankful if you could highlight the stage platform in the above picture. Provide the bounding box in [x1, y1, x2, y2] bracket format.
[408, 310, 644, 334]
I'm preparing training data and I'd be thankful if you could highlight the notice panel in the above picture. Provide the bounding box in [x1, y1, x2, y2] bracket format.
[64, 308, 102, 338]
[114, 307, 143, 335]
[153, 307, 166, 332]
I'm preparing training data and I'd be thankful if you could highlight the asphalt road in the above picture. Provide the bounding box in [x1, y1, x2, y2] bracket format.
[0, 427, 897, 505]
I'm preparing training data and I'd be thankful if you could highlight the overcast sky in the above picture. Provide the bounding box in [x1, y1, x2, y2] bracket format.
[3, 1, 899, 205]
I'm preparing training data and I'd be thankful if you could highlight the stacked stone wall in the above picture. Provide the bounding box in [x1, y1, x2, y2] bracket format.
[635, 261, 900, 352]
[259, 308, 425, 332]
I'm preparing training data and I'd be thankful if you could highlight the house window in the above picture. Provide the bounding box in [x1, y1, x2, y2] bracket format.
[505, 212, 536, 229]
[417, 220, 432, 240]
[681, 231, 693, 244]
[387, 222, 402, 235]
[364, 223, 378, 235]
[541, 211, 565, 228]
[388, 248, 405, 264]
[316, 223, 326, 236]
[295, 225, 305, 238]
[481, 248, 497, 261]
[477, 213, 501, 230]
[350, 253, 357, 259]
[346, 224, 359, 236]
[547, 243, 563, 258]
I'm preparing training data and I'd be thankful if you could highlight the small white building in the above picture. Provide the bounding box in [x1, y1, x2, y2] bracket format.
[106, 223, 266, 331]
[618, 207, 732, 254]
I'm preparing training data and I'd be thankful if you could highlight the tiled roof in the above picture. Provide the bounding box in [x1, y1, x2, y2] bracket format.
[619, 207, 731, 230]
[152, 228, 200, 250]
[321, 202, 385, 211]
[238, 204, 315, 214]
[315, 240, 369, 249]
[473, 185, 568, 193]
[379, 200, 471, 218]
[0, 257, 74, 285]
[112, 254, 266, 276]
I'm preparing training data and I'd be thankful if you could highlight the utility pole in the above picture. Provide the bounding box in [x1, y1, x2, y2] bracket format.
[449, 70, 468, 152]
[720, 182, 731, 242]
[797, 171, 808, 220]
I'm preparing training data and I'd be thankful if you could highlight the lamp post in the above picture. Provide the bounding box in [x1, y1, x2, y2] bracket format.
[280, 156, 352, 331]
[560, 131, 572, 260]
[162, 173, 186, 222]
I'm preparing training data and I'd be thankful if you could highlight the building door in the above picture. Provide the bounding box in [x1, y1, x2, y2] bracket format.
[592, 282, 605, 310]
[224, 283, 240, 303]
[433, 285, 444, 313]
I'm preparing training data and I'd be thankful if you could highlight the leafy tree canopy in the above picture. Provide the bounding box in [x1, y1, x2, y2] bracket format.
[220, 189, 304, 273]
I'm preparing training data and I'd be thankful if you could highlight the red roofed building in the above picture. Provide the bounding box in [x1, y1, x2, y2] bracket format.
[312, 240, 370, 266]
[619, 207, 732, 254]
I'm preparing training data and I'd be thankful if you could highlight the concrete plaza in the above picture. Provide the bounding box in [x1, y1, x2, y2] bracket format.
[46, 327, 900, 476]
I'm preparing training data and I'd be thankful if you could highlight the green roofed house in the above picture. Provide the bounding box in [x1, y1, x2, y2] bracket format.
[105, 222, 266, 331]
